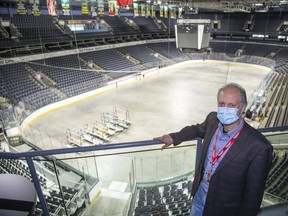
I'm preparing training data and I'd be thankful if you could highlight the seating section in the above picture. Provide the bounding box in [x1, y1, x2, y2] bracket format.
[133, 150, 287, 216]
[0, 12, 288, 50]
[219, 13, 248, 32]
[275, 48, 288, 67]
[242, 44, 278, 57]
[58, 14, 92, 20]
[129, 17, 164, 33]
[0, 63, 62, 109]
[102, 16, 136, 35]
[209, 42, 243, 55]
[33, 184, 86, 216]
[10, 14, 71, 44]
[280, 189, 288, 200]
[30, 55, 106, 97]
[134, 180, 193, 216]
[251, 14, 283, 33]
[260, 71, 288, 127]
[0, 158, 47, 188]
[158, 17, 177, 35]
[0, 157, 86, 216]
[80, 49, 137, 78]
[265, 151, 288, 197]
[118, 44, 159, 64]
[1, 41, 288, 127]
[146, 42, 183, 59]
[0, 54, 108, 109]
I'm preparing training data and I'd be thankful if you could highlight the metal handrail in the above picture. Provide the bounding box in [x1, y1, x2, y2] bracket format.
[0, 139, 162, 158]
[1, 126, 287, 159]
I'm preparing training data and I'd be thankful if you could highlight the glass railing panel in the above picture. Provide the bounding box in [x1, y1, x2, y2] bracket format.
[1, 131, 287, 215]
[23, 141, 196, 215]
[265, 132, 288, 145]
[262, 131, 288, 208]
[133, 143, 196, 184]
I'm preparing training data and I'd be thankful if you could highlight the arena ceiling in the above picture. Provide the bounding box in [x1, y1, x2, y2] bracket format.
[0, 0, 286, 6]
[1, 0, 288, 13]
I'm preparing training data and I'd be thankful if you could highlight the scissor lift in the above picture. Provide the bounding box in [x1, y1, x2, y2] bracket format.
[66, 129, 90, 147]
[66, 107, 132, 147]
[113, 107, 131, 128]
[101, 113, 124, 132]
[83, 124, 109, 143]
[81, 129, 104, 145]
[94, 121, 116, 136]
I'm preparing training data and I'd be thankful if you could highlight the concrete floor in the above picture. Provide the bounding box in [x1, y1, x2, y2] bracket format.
[23, 60, 270, 215]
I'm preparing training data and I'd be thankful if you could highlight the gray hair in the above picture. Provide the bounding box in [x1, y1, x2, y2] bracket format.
[217, 83, 247, 105]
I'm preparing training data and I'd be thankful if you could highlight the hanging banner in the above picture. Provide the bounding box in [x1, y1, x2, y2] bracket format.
[164, 5, 168, 18]
[141, 4, 145, 17]
[159, 5, 163, 17]
[151, 5, 155, 17]
[108, 0, 115, 16]
[29, 0, 41, 15]
[47, 0, 58, 15]
[133, 3, 139, 17]
[81, 0, 89, 15]
[178, 7, 183, 19]
[117, 0, 132, 7]
[90, 0, 97, 16]
[98, 0, 105, 16]
[17, 0, 28, 14]
[145, 4, 150, 17]
[114, 1, 119, 16]
[61, 0, 70, 15]
[170, 7, 176, 19]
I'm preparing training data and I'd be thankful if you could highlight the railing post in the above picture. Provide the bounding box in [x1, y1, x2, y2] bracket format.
[52, 160, 69, 216]
[25, 156, 50, 216]
[195, 137, 203, 172]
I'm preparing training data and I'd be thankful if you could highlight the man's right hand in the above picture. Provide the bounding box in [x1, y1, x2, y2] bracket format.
[153, 134, 173, 150]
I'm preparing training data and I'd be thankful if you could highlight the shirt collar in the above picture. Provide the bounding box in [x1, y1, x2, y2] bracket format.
[218, 119, 244, 138]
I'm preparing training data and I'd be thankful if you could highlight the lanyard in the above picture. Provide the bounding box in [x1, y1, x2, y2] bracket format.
[212, 127, 243, 166]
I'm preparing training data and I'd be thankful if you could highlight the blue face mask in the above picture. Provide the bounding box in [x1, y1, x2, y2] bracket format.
[217, 107, 240, 125]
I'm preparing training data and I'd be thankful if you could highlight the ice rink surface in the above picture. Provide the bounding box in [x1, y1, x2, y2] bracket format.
[27, 61, 270, 144]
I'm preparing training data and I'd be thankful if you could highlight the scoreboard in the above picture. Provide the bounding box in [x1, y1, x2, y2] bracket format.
[175, 19, 211, 51]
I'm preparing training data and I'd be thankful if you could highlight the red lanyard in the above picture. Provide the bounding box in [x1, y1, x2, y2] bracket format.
[212, 127, 243, 165]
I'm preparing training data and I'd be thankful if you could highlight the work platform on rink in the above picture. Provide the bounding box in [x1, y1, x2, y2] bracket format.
[66, 107, 131, 147]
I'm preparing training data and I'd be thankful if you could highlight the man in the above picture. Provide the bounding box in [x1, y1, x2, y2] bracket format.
[154, 83, 273, 216]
